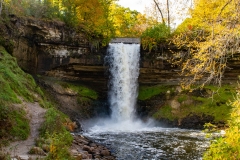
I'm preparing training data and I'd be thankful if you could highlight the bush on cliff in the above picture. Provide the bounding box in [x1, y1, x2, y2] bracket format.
[141, 23, 170, 52]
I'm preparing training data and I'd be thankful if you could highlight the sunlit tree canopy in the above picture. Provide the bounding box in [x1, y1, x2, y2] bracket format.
[172, 0, 240, 89]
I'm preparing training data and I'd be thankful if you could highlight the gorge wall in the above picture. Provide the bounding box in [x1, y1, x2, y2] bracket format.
[1, 15, 239, 92]
[1, 15, 240, 128]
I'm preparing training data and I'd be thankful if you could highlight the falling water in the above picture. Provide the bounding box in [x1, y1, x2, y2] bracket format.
[107, 43, 140, 123]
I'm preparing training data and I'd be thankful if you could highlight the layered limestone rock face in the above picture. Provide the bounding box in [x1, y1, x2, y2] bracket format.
[1, 15, 238, 88]
[1, 15, 107, 89]
[139, 49, 181, 85]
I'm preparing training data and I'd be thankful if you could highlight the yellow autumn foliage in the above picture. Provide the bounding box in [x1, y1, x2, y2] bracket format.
[172, 0, 240, 89]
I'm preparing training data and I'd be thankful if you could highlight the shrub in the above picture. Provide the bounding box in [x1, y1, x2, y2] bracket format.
[40, 108, 74, 160]
[203, 86, 240, 159]
[141, 23, 170, 51]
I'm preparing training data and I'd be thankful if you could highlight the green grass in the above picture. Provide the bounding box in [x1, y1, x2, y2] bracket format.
[0, 46, 47, 146]
[152, 84, 236, 123]
[10, 109, 30, 140]
[39, 108, 74, 160]
[177, 95, 188, 103]
[138, 85, 173, 100]
[58, 82, 98, 100]
[0, 46, 40, 103]
[190, 85, 235, 122]
[153, 105, 175, 121]
[203, 86, 240, 159]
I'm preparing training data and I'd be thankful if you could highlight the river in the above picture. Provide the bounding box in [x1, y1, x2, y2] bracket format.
[83, 127, 209, 160]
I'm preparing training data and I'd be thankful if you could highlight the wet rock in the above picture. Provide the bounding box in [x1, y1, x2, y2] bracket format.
[42, 144, 50, 152]
[70, 135, 116, 160]
[101, 150, 110, 156]
[29, 147, 46, 155]
[170, 99, 180, 110]
[182, 99, 193, 106]
[17, 155, 29, 160]
[75, 154, 82, 160]
[83, 145, 91, 152]
[71, 149, 79, 156]
[180, 114, 215, 129]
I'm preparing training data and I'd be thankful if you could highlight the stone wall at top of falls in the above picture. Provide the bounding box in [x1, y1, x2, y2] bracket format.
[0, 15, 239, 91]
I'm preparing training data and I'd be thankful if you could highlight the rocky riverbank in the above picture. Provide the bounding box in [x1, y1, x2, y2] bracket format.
[71, 134, 115, 160]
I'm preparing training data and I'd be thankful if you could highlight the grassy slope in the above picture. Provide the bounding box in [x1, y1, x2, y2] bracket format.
[0, 45, 44, 146]
[139, 84, 236, 123]
[0, 46, 75, 159]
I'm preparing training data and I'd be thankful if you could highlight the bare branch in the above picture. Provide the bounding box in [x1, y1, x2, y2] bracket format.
[166, 0, 170, 28]
[153, 0, 165, 24]
[218, 0, 233, 16]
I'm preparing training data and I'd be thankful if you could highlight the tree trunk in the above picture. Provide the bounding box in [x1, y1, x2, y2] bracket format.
[153, 0, 165, 24]
[167, 0, 170, 28]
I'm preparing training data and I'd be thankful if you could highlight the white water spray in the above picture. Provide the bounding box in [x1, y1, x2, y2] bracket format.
[84, 42, 156, 132]
[107, 43, 140, 123]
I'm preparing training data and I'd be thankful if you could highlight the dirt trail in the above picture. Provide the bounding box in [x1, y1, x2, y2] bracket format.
[3, 100, 46, 159]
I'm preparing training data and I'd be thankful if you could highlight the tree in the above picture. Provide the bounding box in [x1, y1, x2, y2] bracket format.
[149, 0, 194, 30]
[109, 3, 156, 37]
[172, 0, 240, 89]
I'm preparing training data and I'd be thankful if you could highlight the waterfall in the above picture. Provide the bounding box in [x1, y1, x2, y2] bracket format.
[106, 43, 140, 123]
[84, 41, 153, 132]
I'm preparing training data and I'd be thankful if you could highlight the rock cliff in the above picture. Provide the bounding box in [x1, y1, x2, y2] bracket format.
[1, 15, 238, 91]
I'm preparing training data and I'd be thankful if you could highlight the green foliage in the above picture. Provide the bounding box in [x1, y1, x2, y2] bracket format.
[0, 102, 30, 146]
[0, 46, 41, 103]
[141, 23, 170, 51]
[138, 84, 173, 101]
[10, 109, 30, 140]
[203, 86, 240, 159]
[0, 46, 46, 145]
[203, 122, 217, 133]
[1, 0, 116, 45]
[45, 132, 74, 160]
[40, 107, 74, 160]
[110, 4, 141, 37]
[59, 82, 98, 100]
[190, 85, 235, 122]
[151, 85, 235, 123]
[0, 36, 14, 54]
[153, 105, 175, 121]
[177, 95, 187, 103]
[40, 108, 67, 135]
[0, 152, 11, 160]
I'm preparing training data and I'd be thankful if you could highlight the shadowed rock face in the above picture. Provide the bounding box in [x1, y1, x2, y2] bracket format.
[1, 15, 238, 93]
[1, 15, 108, 91]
